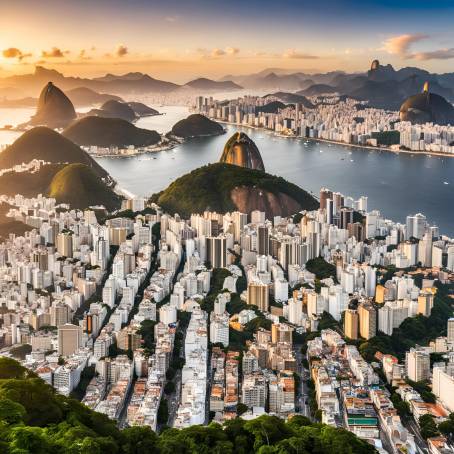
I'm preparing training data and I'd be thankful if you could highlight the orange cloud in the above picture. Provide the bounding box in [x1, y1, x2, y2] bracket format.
[282, 49, 319, 59]
[383, 34, 428, 57]
[2, 47, 32, 61]
[116, 44, 128, 57]
[41, 47, 69, 58]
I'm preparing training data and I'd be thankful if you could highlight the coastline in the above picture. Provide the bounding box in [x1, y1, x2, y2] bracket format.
[215, 119, 454, 159]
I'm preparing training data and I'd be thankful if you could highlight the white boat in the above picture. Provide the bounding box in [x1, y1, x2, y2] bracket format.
[444, 181, 449, 185]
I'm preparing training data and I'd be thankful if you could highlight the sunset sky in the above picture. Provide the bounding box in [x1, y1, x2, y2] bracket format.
[1, 0, 454, 82]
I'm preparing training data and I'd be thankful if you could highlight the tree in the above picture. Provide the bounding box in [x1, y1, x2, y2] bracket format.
[419, 414, 439, 440]
[237, 403, 248, 416]
[157, 399, 169, 425]
[164, 381, 175, 395]
[122, 426, 158, 453]
[7, 426, 51, 454]
[438, 413, 454, 442]
[0, 398, 26, 425]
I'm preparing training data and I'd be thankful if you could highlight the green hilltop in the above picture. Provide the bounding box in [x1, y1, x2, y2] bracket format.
[48, 163, 120, 210]
[0, 127, 108, 178]
[170, 113, 224, 138]
[152, 162, 318, 218]
[63, 116, 161, 148]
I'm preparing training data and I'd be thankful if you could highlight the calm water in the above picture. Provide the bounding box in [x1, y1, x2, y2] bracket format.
[97, 106, 454, 235]
[0, 105, 453, 234]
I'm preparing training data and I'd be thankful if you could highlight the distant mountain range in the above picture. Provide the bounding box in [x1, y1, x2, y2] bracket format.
[0, 66, 244, 97]
[2, 61, 454, 112]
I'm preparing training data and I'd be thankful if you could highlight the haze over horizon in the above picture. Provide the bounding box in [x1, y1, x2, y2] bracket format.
[1, 0, 454, 82]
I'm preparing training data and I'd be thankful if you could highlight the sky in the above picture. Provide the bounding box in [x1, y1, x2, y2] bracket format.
[0, 0, 454, 82]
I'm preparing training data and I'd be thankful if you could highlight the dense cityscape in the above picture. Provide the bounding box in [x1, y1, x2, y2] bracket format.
[2, 1, 454, 453]
[194, 92, 454, 155]
[1, 176, 454, 452]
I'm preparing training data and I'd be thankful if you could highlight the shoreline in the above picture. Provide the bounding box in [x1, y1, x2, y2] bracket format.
[215, 119, 454, 159]
[89, 142, 178, 159]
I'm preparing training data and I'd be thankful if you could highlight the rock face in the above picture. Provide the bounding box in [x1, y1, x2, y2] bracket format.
[220, 132, 265, 171]
[151, 162, 318, 218]
[230, 186, 303, 219]
[30, 82, 76, 128]
[399, 83, 454, 125]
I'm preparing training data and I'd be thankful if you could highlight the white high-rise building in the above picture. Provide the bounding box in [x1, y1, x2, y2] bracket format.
[406, 348, 430, 382]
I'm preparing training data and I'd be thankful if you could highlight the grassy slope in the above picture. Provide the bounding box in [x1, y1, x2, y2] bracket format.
[48, 163, 120, 210]
[154, 162, 318, 217]
[0, 127, 108, 178]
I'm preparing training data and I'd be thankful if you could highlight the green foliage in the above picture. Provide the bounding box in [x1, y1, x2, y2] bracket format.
[152, 162, 318, 218]
[171, 113, 224, 138]
[438, 413, 454, 442]
[49, 163, 121, 211]
[63, 116, 161, 148]
[362, 282, 454, 361]
[419, 414, 439, 440]
[371, 130, 400, 146]
[137, 319, 157, 352]
[157, 399, 169, 425]
[305, 257, 337, 281]
[0, 358, 376, 453]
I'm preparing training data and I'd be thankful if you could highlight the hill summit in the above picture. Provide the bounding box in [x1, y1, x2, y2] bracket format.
[30, 82, 76, 128]
[220, 132, 265, 171]
[63, 116, 161, 148]
[48, 163, 120, 210]
[152, 162, 318, 219]
[0, 127, 107, 178]
[170, 113, 224, 138]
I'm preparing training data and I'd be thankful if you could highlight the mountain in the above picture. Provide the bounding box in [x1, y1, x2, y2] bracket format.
[127, 102, 159, 117]
[151, 162, 318, 218]
[29, 82, 76, 128]
[48, 163, 120, 210]
[255, 100, 287, 114]
[86, 100, 137, 122]
[0, 66, 180, 96]
[184, 78, 242, 91]
[170, 114, 224, 138]
[0, 127, 108, 178]
[220, 132, 265, 171]
[64, 87, 123, 106]
[263, 92, 314, 108]
[298, 84, 338, 97]
[63, 116, 161, 148]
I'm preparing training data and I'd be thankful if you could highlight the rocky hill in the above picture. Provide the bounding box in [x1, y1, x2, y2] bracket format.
[151, 162, 318, 218]
[170, 114, 224, 139]
[0, 127, 108, 178]
[86, 99, 137, 122]
[29, 82, 76, 128]
[63, 116, 161, 148]
[65, 87, 123, 106]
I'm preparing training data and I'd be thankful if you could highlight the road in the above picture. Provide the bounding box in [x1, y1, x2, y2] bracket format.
[294, 343, 311, 418]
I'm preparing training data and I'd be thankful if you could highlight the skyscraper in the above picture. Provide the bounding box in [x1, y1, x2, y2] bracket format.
[247, 281, 269, 312]
[358, 302, 376, 340]
[206, 236, 227, 268]
[344, 309, 359, 340]
[58, 323, 83, 356]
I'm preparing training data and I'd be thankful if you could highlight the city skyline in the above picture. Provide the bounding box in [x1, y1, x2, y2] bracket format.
[1, 0, 454, 81]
